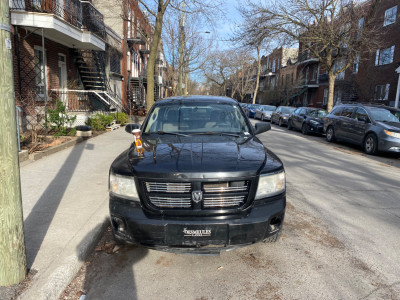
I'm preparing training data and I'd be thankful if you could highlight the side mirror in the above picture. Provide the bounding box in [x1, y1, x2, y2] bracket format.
[357, 116, 368, 123]
[254, 122, 271, 135]
[125, 123, 140, 134]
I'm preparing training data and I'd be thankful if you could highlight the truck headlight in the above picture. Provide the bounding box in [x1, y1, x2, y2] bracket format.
[255, 171, 285, 200]
[384, 130, 400, 139]
[109, 173, 139, 201]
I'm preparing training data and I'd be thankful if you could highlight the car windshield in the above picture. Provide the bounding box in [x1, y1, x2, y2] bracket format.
[262, 105, 276, 111]
[143, 101, 251, 134]
[281, 107, 296, 114]
[249, 104, 260, 110]
[369, 108, 400, 123]
[308, 109, 327, 117]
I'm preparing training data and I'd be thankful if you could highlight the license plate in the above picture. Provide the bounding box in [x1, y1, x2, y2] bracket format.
[166, 224, 228, 246]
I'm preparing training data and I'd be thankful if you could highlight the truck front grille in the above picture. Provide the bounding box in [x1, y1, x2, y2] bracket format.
[143, 180, 251, 210]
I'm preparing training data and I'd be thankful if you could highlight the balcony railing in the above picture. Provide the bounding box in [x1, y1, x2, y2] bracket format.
[11, 0, 106, 40]
[81, 1, 106, 40]
[11, 0, 82, 29]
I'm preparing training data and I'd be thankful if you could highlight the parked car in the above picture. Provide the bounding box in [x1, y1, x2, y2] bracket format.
[247, 104, 261, 118]
[324, 103, 400, 154]
[271, 106, 296, 126]
[254, 105, 277, 121]
[109, 96, 286, 253]
[288, 107, 327, 135]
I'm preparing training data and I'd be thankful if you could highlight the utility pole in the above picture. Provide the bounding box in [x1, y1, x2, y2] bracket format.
[177, 1, 185, 96]
[0, 0, 27, 286]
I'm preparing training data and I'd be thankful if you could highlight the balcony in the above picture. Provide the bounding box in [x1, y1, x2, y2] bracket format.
[297, 52, 319, 65]
[10, 0, 105, 50]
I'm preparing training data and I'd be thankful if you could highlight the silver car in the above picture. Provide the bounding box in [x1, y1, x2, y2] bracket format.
[254, 105, 277, 121]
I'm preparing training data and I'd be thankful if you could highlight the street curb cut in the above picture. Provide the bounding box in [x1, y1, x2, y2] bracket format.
[20, 217, 109, 300]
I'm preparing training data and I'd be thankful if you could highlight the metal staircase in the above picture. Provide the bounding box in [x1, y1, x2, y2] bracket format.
[74, 49, 122, 110]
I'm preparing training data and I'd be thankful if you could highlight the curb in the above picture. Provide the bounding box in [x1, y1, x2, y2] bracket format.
[28, 137, 85, 161]
[20, 217, 109, 300]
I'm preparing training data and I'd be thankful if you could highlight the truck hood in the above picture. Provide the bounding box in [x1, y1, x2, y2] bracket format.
[110, 136, 283, 180]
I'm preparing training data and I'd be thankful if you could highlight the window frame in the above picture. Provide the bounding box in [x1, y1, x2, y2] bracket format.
[383, 6, 397, 26]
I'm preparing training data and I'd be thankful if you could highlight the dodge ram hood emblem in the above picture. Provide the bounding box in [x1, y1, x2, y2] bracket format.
[192, 191, 203, 203]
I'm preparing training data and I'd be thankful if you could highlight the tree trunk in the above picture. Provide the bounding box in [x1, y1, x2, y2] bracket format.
[327, 71, 336, 112]
[252, 45, 261, 104]
[146, 4, 164, 109]
[0, 0, 27, 285]
[176, 2, 185, 96]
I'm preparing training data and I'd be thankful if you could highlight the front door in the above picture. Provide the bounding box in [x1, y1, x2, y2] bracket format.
[58, 54, 67, 105]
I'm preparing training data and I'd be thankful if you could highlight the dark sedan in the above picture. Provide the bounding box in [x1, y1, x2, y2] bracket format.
[288, 107, 327, 135]
[271, 106, 296, 126]
[324, 103, 400, 154]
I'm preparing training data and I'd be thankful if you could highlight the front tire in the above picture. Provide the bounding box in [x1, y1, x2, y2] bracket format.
[364, 133, 378, 155]
[301, 123, 308, 135]
[261, 115, 264, 121]
[287, 120, 293, 130]
[326, 126, 335, 142]
[278, 118, 283, 127]
[263, 229, 282, 243]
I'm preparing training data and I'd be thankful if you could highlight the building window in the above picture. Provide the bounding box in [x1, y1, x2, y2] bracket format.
[384, 6, 397, 26]
[375, 84, 390, 100]
[375, 46, 395, 66]
[357, 17, 364, 38]
[110, 50, 121, 74]
[323, 88, 328, 105]
[34, 47, 46, 97]
[353, 54, 360, 73]
[272, 60, 276, 73]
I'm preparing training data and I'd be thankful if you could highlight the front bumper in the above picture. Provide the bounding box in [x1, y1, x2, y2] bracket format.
[262, 113, 272, 121]
[280, 117, 289, 125]
[378, 135, 400, 152]
[110, 195, 286, 252]
[308, 123, 324, 134]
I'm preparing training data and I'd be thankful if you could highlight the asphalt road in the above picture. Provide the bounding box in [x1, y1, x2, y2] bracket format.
[63, 121, 400, 300]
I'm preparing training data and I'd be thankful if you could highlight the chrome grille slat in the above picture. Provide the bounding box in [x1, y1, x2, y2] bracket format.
[145, 182, 191, 193]
[203, 196, 245, 208]
[203, 186, 247, 192]
[149, 196, 191, 208]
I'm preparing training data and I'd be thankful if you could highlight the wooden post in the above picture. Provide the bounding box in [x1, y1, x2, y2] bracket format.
[0, 0, 27, 286]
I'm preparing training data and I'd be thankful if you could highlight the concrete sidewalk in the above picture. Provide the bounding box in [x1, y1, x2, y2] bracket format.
[17, 125, 137, 299]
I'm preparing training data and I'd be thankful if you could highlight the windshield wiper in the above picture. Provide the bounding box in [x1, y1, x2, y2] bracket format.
[191, 132, 242, 137]
[147, 131, 189, 137]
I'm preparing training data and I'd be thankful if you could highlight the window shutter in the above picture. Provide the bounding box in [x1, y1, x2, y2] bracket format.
[390, 46, 395, 63]
[384, 84, 390, 100]
[375, 50, 380, 66]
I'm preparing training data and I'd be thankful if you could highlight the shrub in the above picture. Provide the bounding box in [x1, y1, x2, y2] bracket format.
[46, 99, 76, 137]
[111, 112, 129, 125]
[86, 113, 114, 131]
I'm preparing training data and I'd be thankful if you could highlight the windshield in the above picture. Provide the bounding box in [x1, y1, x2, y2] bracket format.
[281, 107, 296, 114]
[143, 101, 251, 134]
[262, 105, 276, 111]
[308, 109, 327, 118]
[369, 108, 400, 122]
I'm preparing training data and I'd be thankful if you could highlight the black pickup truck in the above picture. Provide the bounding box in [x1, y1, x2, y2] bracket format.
[109, 96, 286, 253]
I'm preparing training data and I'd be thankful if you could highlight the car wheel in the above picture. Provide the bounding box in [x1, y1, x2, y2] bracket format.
[261, 115, 264, 121]
[364, 133, 378, 155]
[278, 118, 283, 127]
[326, 126, 335, 142]
[287, 120, 293, 130]
[301, 123, 308, 135]
[263, 229, 282, 243]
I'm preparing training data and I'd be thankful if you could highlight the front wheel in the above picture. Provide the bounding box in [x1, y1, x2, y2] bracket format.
[287, 120, 293, 130]
[301, 123, 308, 135]
[278, 118, 283, 127]
[263, 229, 282, 243]
[364, 134, 378, 155]
[326, 126, 335, 142]
[261, 115, 264, 121]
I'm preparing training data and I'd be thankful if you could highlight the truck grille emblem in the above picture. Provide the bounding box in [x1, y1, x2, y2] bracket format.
[192, 191, 203, 203]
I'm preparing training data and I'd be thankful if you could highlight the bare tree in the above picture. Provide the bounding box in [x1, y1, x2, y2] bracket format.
[138, 0, 221, 107]
[246, 0, 381, 111]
